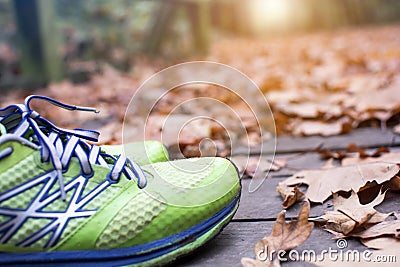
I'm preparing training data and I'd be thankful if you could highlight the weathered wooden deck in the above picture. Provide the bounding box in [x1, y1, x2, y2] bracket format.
[174, 127, 400, 266]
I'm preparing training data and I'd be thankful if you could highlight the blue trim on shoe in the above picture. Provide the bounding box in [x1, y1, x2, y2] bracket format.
[0, 196, 239, 266]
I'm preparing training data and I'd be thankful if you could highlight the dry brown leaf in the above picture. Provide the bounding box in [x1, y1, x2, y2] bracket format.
[290, 117, 352, 136]
[334, 190, 389, 225]
[279, 162, 399, 203]
[321, 190, 390, 235]
[317, 149, 347, 160]
[241, 202, 314, 267]
[276, 102, 342, 119]
[277, 185, 305, 209]
[351, 220, 400, 239]
[388, 176, 400, 191]
[317, 144, 389, 162]
[329, 219, 400, 240]
[321, 211, 357, 235]
[344, 77, 400, 113]
[346, 143, 390, 158]
[361, 237, 400, 250]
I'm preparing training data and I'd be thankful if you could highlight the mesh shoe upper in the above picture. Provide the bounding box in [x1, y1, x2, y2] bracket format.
[0, 96, 240, 254]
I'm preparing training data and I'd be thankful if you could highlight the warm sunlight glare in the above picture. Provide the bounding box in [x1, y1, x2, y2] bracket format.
[249, 0, 292, 32]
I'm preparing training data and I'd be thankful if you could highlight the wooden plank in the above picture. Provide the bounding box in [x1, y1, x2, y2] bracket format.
[175, 222, 368, 266]
[233, 127, 400, 155]
[235, 178, 400, 221]
[376, 191, 400, 215]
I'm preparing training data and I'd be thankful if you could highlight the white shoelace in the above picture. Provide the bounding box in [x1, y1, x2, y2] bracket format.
[0, 95, 147, 200]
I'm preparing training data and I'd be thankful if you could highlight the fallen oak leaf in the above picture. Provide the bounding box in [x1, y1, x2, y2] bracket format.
[319, 190, 390, 235]
[241, 202, 314, 267]
[334, 190, 389, 226]
[279, 162, 399, 203]
[344, 77, 400, 114]
[320, 211, 356, 235]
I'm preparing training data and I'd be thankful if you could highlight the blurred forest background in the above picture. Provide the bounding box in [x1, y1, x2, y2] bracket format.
[1, 0, 400, 88]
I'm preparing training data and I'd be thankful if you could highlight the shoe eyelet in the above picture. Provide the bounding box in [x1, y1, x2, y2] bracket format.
[0, 146, 14, 160]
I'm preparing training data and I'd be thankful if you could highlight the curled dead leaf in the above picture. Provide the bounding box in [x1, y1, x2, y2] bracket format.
[320, 190, 390, 235]
[277, 184, 305, 209]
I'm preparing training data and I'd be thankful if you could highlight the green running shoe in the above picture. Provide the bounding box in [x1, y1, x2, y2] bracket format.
[0, 95, 241, 266]
[101, 141, 169, 166]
